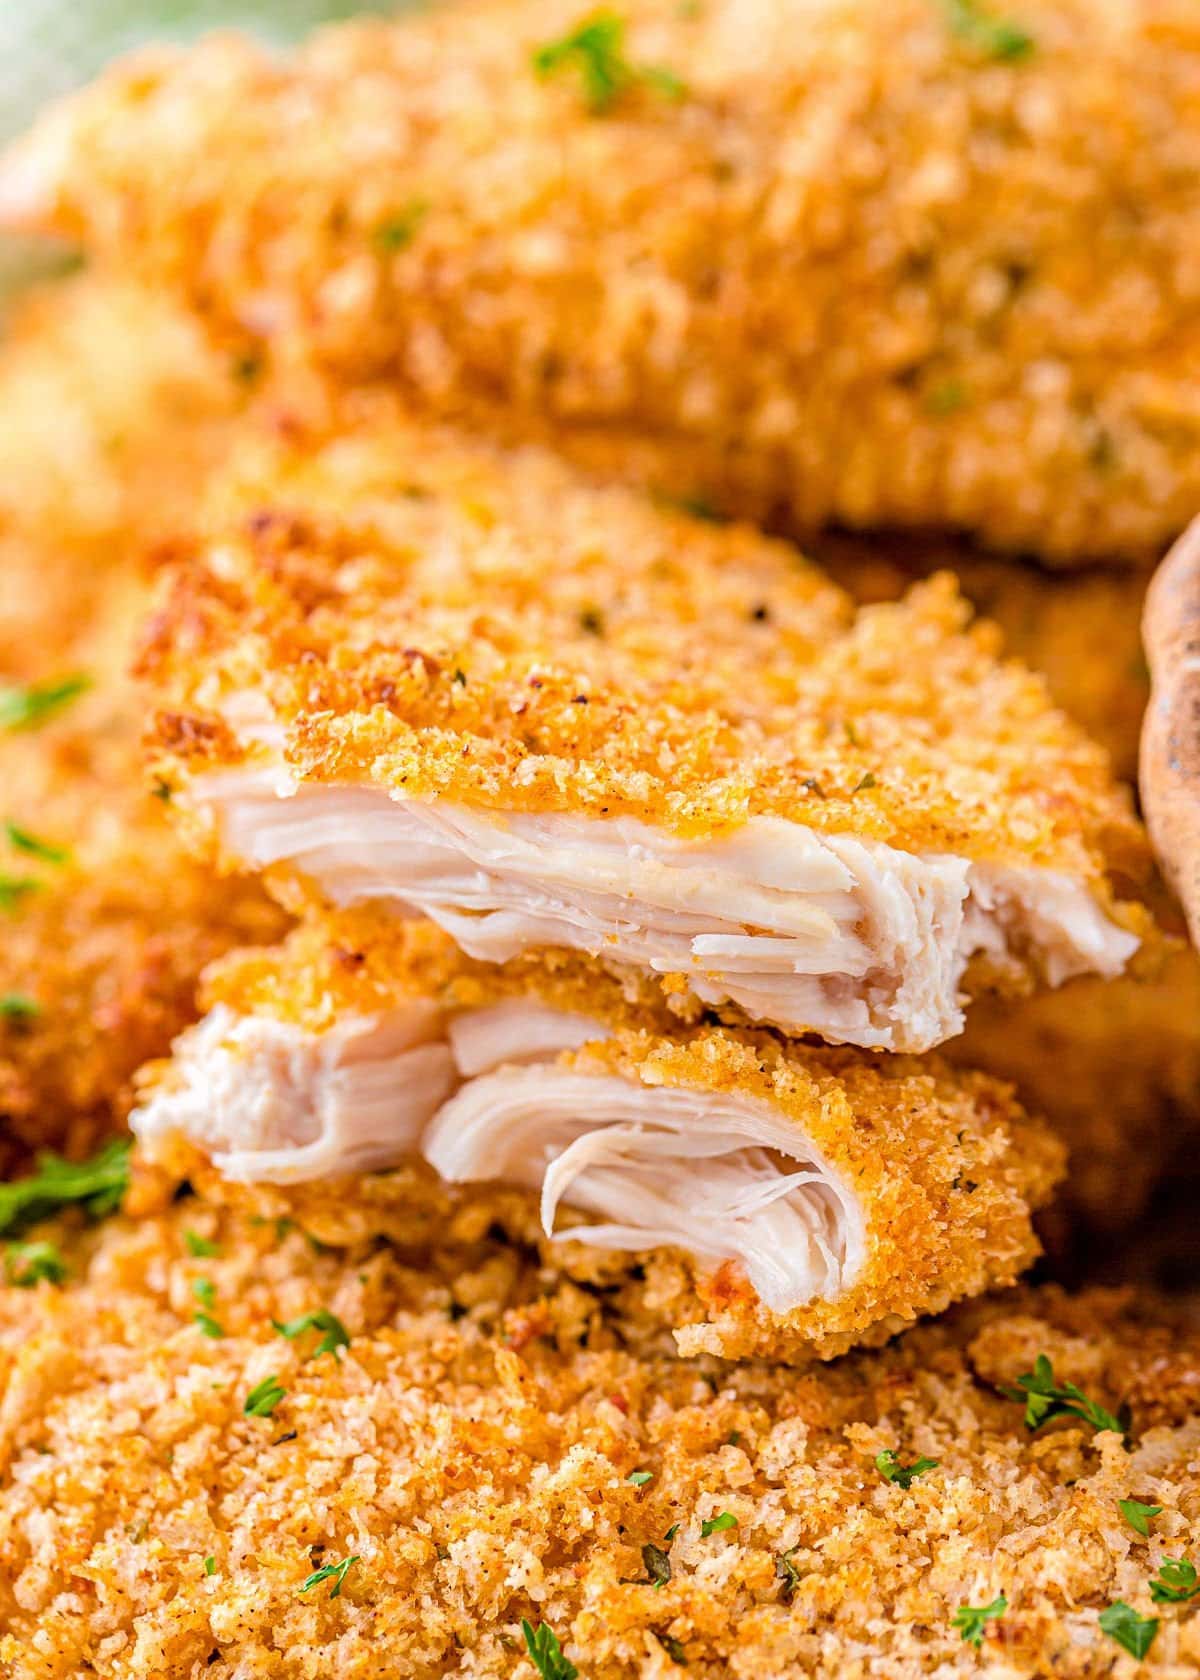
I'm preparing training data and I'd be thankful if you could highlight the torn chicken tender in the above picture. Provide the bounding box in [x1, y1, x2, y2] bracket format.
[139, 405, 1150, 1053]
[4, 1192, 1200, 1679]
[6, 0, 1200, 559]
[131, 913, 1063, 1363]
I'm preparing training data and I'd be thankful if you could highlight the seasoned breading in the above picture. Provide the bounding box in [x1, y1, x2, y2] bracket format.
[814, 532, 1152, 784]
[3, 1190, 1200, 1678]
[130, 909, 1062, 1363]
[0, 274, 288, 1166]
[137, 397, 1151, 1053]
[6, 0, 1200, 560]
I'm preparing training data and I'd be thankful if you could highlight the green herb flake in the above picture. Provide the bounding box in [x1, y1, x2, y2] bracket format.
[1119, 1499, 1163, 1538]
[5, 822, 69, 864]
[943, 0, 1033, 60]
[0, 674, 90, 731]
[184, 1229, 221, 1258]
[194, 1312, 225, 1340]
[0, 875, 41, 912]
[627, 1469, 654, 1487]
[300, 1553, 360, 1599]
[0, 993, 39, 1024]
[663, 1523, 680, 1544]
[5, 1239, 67, 1287]
[1099, 1601, 1159, 1660]
[203, 1555, 216, 1577]
[191, 1276, 216, 1308]
[375, 200, 428, 252]
[952, 1595, 1007, 1648]
[533, 11, 684, 115]
[520, 1617, 578, 1680]
[700, 1511, 738, 1537]
[654, 1628, 688, 1665]
[272, 1308, 351, 1360]
[926, 378, 968, 415]
[0, 1137, 132, 1238]
[641, 1541, 673, 1588]
[1004, 1354, 1126, 1440]
[875, 1449, 939, 1490]
[1150, 1558, 1200, 1604]
[853, 771, 878, 793]
[243, 1375, 287, 1417]
[775, 1546, 803, 1602]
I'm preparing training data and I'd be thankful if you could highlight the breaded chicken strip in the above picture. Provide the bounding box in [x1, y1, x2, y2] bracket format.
[0, 275, 287, 1166]
[6, 0, 1200, 560]
[131, 910, 1062, 1363]
[2, 1187, 1200, 1677]
[139, 400, 1150, 1055]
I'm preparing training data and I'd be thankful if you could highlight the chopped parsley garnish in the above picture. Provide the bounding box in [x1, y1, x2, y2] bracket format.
[775, 1546, 803, 1602]
[640, 1541, 673, 1588]
[184, 1229, 221, 1258]
[243, 1375, 287, 1417]
[521, 1618, 578, 1680]
[203, 1555, 216, 1577]
[952, 1595, 1007, 1648]
[1004, 1354, 1126, 1440]
[627, 1469, 654, 1487]
[4, 1239, 67, 1287]
[533, 11, 684, 114]
[663, 1523, 679, 1543]
[875, 1449, 939, 1490]
[700, 1511, 738, 1537]
[853, 771, 878, 792]
[0, 875, 40, 912]
[194, 1312, 225, 1339]
[1119, 1499, 1163, 1538]
[272, 1308, 350, 1360]
[0, 1137, 131, 1238]
[0, 993, 39, 1024]
[654, 1628, 688, 1665]
[5, 822, 69, 864]
[943, 0, 1033, 60]
[375, 200, 428, 252]
[300, 1554, 360, 1599]
[0, 674, 90, 731]
[191, 1277, 216, 1309]
[1150, 1558, 1200, 1604]
[1099, 1601, 1158, 1659]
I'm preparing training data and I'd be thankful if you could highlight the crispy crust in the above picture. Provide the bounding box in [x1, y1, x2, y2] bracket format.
[7, 0, 1200, 560]
[139, 398, 1150, 923]
[4, 1193, 1200, 1677]
[164, 908, 1066, 1365]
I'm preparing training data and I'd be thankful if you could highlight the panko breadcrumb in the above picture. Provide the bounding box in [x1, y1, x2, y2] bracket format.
[132, 909, 1063, 1363]
[0, 273, 287, 1167]
[3, 1190, 1200, 1677]
[6, 0, 1200, 559]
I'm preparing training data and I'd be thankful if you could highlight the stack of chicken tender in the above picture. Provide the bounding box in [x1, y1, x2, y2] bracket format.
[1, 0, 1194, 1369]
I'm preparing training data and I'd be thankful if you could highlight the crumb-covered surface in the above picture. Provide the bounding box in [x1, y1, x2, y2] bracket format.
[7, 0, 1200, 561]
[3, 1192, 1200, 1677]
[154, 908, 1066, 1363]
[138, 397, 1150, 926]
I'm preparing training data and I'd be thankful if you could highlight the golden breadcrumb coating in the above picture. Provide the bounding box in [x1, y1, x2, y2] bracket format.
[813, 532, 1152, 784]
[4, 1188, 1200, 1678]
[139, 398, 1150, 935]
[7, 0, 1200, 561]
[146, 908, 1066, 1365]
[0, 273, 287, 1167]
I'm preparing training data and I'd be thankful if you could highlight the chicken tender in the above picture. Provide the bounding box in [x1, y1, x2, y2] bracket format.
[130, 909, 1062, 1363]
[6, 0, 1200, 560]
[139, 397, 1150, 1057]
[0, 274, 287, 1166]
[3, 1186, 1200, 1677]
